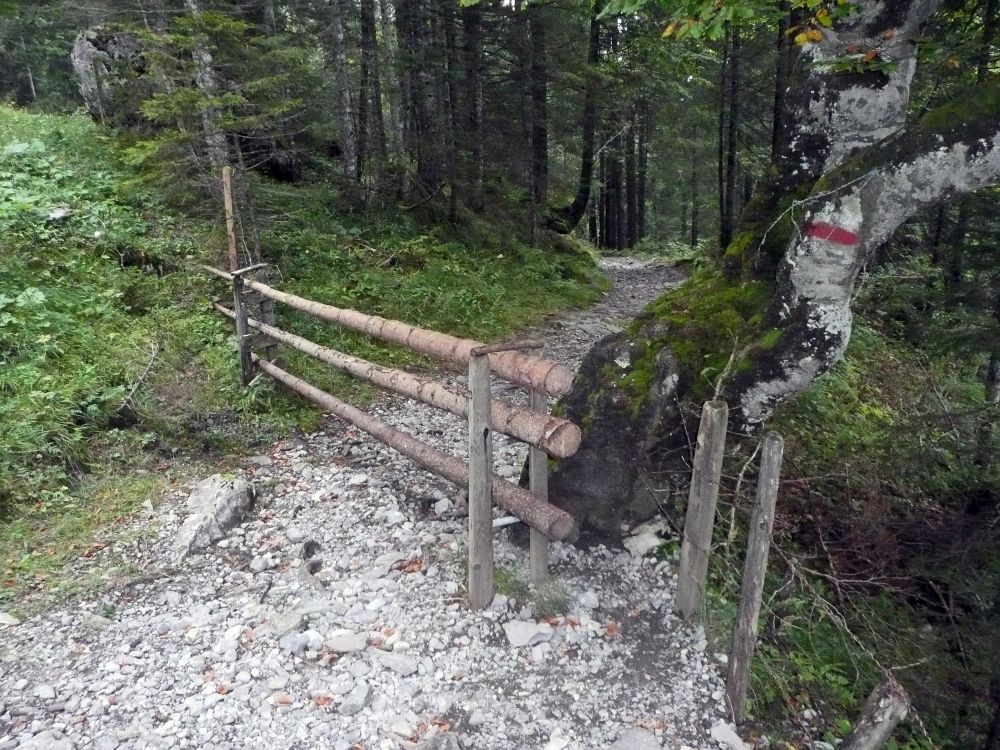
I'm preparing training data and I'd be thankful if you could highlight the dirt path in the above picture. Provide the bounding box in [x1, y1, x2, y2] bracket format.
[0, 259, 744, 750]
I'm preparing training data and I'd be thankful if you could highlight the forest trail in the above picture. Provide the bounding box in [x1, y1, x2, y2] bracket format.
[0, 259, 742, 750]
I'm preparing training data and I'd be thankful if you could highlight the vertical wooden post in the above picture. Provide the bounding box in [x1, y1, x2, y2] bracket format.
[676, 400, 729, 621]
[529, 387, 549, 584]
[222, 165, 239, 272]
[467, 352, 495, 610]
[726, 431, 783, 725]
[840, 678, 910, 750]
[232, 273, 253, 386]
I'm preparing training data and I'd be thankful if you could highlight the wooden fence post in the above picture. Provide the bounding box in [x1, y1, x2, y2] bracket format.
[529, 387, 549, 584]
[840, 677, 910, 750]
[232, 273, 253, 386]
[222, 165, 239, 272]
[676, 400, 729, 621]
[726, 431, 784, 724]
[468, 352, 495, 609]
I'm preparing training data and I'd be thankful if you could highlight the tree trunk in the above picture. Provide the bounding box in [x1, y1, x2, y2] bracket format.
[771, 1, 792, 161]
[379, 0, 405, 164]
[441, 0, 460, 221]
[329, 0, 358, 182]
[359, 0, 388, 179]
[462, 4, 484, 208]
[626, 107, 638, 248]
[722, 26, 741, 249]
[637, 101, 648, 240]
[840, 678, 910, 750]
[528, 1, 548, 210]
[690, 148, 699, 248]
[548, 4, 601, 232]
[184, 0, 229, 175]
[549, 0, 1000, 536]
[717, 29, 729, 247]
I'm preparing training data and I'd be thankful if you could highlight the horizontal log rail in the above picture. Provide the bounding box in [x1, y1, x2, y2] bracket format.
[252, 355, 574, 541]
[203, 265, 573, 397]
[213, 302, 581, 458]
[205, 253, 579, 608]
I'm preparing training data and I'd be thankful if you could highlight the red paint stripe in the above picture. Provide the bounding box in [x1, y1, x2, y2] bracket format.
[806, 221, 859, 246]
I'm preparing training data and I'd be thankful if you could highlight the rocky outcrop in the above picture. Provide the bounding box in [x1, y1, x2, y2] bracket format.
[71, 28, 147, 125]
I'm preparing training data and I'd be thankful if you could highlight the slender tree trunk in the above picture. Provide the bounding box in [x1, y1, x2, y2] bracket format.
[979, 0, 998, 82]
[625, 108, 638, 247]
[379, 0, 405, 164]
[599, 147, 608, 247]
[690, 149, 699, 248]
[528, 1, 549, 212]
[262, 0, 276, 33]
[359, 0, 387, 176]
[771, 1, 792, 161]
[717, 28, 729, 248]
[722, 26, 741, 249]
[184, 0, 229, 175]
[549, 4, 601, 231]
[441, 0, 460, 221]
[462, 4, 485, 208]
[637, 102, 648, 240]
[329, 0, 358, 182]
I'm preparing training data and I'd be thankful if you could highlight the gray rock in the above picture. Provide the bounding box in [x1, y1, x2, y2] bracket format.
[33, 684, 56, 701]
[710, 721, 750, 750]
[0, 612, 19, 626]
[16, 729, 74, 749]
[338, 682, 370, 716]
[419, 734, 461, 750]
[608, 728, 661, 749]
[375, 650, 418, 677]
[326, 629, 367, 653]
[173, 475, 254, 557]
[279, 632, 308, 654]
[250, 554, 276, 573]
[502, 621, 553, 648]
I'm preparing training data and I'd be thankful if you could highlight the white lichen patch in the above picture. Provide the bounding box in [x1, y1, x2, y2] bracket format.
[614, 352, 631, 369]
[740, 354, 826, 426]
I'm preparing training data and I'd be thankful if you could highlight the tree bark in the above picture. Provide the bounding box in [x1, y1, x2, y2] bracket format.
[548, 4, 601, 232]
[183, 0, 229, 174]
[379, 0, 405, 165]
[771, 1, 793, 161]
[329, 0, 358, 182]
[721, 26, 741, 249]
[637, 101, 648, 240]
[462, 4, 485, 208]
[626, 107, 638, 248]
[359, 0, 388, 180]
[527, 1, 548, 210]
[548, 0, 1000, 536]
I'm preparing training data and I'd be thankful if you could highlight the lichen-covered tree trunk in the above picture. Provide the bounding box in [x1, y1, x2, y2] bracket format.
[550, 0, 1000, 536]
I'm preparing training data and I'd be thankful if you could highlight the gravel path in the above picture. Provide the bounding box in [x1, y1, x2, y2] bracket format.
[0, 259, 744, 750]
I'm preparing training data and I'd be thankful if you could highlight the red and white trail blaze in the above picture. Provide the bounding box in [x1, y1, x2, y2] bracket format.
[805, 220, 860, 247]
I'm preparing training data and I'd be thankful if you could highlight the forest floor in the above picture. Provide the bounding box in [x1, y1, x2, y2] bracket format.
[0, 259, 744, 750]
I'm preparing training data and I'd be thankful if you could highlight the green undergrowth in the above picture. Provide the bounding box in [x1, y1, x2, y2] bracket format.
[699, 311, 998, 748]
[0, 105, 605, 605]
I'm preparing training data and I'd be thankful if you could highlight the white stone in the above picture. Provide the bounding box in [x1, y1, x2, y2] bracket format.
[710, 720, 751, 750]
[608, 728, 661, 749]
[502, 621, 554, 648]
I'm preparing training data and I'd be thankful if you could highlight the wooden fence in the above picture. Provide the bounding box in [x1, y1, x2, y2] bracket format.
[205, 263, 579, 609]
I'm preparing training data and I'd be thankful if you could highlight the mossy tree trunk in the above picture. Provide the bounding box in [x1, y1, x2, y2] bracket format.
[550, 0, 1000, 537]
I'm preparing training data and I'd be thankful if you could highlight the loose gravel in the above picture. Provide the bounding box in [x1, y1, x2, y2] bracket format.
[0, 258, 747, 750]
